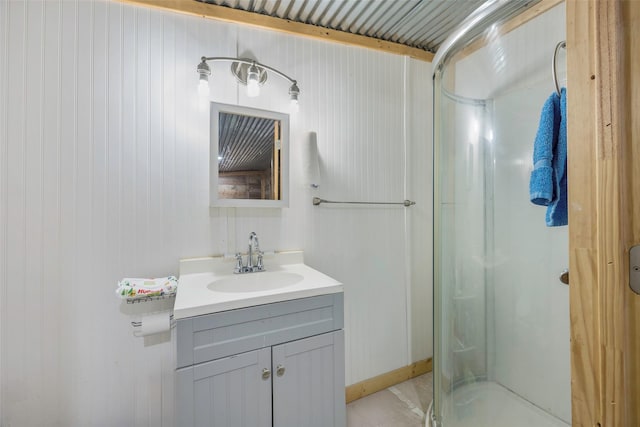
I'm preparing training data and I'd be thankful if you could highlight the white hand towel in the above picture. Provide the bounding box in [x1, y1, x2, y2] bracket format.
[302, 132, 321, 188]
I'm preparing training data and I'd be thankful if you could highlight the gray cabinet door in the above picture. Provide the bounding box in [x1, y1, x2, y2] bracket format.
[272, 330, 346, 427]
[177, 347, 272, 427]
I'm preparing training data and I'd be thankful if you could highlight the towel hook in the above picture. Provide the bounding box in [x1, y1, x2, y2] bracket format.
[552, 40, 566, 96]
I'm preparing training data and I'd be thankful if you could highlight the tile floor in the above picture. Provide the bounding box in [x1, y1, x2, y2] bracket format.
[347, 372, 433, 427]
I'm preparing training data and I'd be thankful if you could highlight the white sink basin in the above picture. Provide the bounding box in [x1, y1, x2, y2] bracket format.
[174, 251, 343, 319]
[207, 271, 304, 293]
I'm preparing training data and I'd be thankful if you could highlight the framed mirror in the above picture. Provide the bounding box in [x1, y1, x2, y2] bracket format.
[210, 103, 289, 208]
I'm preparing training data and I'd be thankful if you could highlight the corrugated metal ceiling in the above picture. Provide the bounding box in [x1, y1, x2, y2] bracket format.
[201, 0, 492, 53]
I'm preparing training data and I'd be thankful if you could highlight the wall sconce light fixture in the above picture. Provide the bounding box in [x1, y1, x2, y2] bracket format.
[197, 57, 300, 109]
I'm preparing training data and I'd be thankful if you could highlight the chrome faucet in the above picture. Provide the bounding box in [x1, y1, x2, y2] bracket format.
[234, 232, 265, 274]
[248, 232, 258, 269]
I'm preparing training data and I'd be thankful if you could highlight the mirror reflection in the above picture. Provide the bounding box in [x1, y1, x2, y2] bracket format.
[218, 112, 281, 200]
[210, 103, 289, 208]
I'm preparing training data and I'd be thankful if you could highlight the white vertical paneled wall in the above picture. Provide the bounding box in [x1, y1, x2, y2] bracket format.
[0, 0, 433, 425]
[0, 0, 6, 422]
[407, 58, 433, 363]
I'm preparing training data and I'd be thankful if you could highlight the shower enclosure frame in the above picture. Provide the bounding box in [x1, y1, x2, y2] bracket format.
[430, 0, 572, 425]
[429, 0, 640, 425]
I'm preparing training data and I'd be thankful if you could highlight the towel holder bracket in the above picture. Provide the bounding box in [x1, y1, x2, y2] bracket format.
[126, 294, 176, 304]
[552, 40, 566, 96]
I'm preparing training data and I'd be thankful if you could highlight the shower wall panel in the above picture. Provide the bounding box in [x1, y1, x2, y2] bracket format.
[452, 3, 569, 422]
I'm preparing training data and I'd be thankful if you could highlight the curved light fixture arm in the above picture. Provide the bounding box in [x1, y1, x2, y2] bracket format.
[201, 57, 297, 85]
[198, 56, 299, 105]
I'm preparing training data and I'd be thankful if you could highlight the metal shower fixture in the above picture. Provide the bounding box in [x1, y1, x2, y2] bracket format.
[197, 56, 300, 108]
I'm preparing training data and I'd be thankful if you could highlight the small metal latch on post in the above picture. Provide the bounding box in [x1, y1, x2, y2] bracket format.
[630, 245, 640, 295]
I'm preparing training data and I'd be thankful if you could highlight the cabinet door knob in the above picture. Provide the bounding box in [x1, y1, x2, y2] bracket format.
[262, 368, 271, 380]
[276, 365, 285, 377]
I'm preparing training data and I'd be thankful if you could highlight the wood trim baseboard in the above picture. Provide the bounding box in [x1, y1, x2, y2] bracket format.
[345, 358, 433, 404]
[116, 0, 434, 62]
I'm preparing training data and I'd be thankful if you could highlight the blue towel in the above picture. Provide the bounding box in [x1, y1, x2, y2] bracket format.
[529, 88, 568, 226]
[547, 88, 567, 226]
[530, 92, 560, 206]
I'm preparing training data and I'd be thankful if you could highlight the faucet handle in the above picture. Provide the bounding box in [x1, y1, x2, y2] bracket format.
[256, 251, 264, 270]
[234, 252, 244, 273]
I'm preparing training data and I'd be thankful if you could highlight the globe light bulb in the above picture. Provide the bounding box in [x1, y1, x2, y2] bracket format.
[196, 58, 211, 98]
[289, 81, 300, 112]
[247, 64, 260, 97]
[198, 79, 209, 98]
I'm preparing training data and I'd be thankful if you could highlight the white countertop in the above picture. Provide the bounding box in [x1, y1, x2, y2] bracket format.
[174, 251, 343, 319]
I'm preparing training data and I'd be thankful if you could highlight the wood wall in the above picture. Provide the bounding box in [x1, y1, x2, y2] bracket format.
[567, 1, 640, 425]
[622, 1, 640, 424]
[218, 171, 272, 200]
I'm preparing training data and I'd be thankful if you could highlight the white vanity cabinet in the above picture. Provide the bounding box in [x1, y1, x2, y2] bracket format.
[176, 293, 345, 427]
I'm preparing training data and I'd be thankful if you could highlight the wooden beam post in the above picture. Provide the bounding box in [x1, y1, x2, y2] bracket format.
[116, 0, 434, 62]
[567, 0, 640, 425]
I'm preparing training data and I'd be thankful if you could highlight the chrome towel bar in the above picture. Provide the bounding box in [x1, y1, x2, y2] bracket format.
[312, 197, 415, 207]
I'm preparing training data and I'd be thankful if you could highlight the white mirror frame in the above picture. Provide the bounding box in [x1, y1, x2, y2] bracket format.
[210, 102, 290, 208]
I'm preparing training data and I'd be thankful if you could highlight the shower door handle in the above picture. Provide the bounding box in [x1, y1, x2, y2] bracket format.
[559, 269, 569, 285]
[630, 245, 640, 294]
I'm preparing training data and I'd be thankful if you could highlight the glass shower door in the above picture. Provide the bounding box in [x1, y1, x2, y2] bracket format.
[431, 2, 570, 426]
